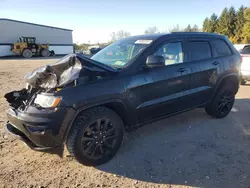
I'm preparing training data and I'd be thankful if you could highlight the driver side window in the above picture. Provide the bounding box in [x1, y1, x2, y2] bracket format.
[154, 42, 183, 66]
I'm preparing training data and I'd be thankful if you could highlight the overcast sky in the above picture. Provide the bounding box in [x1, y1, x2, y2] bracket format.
[0, 0, 249, 44]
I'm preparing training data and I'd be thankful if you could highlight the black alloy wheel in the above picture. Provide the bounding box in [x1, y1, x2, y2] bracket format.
[205, 84, 235, 118]
[216, 90, 234, 116]
[80, 118, 118, 160]
[67, 107, 124, 166]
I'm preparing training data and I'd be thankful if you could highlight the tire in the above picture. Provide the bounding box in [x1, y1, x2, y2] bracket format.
[40, 49, 50, 57]
[205, 106, 213, 116]
[205, 84, 235, 118]
[241, 79, 246, 85]
[66, 107, 124, 166]
[22, 49, 33, 58]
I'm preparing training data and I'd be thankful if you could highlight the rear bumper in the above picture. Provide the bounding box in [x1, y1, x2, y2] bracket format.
[5, 106, 76, 150]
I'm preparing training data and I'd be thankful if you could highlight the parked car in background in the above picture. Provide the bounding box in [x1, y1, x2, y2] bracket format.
[5, 32, 241, 166]
[89, 45, 108, 55]
[239, 45, 250, 85]
[89, 47, 102, 55]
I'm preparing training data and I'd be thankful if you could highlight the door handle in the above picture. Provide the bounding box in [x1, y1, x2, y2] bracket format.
[178, 68, 188, 72]
[212, 61, 220, 65]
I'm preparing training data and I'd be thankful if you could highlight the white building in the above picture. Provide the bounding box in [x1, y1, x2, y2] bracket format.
[0, 18, 73, 57]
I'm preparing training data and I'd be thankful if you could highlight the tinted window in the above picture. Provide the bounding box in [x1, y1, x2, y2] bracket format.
[240, 46, 250, 55]
[154, 42, 183, 66]
[187, 41, 212, 61]
[210, 39, 232, 57]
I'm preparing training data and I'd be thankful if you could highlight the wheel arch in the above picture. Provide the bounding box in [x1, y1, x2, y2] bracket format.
[212, 73, 239, 99]
[62, 99, 133, 143]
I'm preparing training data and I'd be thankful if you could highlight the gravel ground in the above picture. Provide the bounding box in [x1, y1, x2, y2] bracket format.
[1, 58, 250, 188]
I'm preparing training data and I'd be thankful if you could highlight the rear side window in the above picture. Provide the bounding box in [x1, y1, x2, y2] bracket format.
[210, 39, 232, 57]
[187, 41, 212, 61]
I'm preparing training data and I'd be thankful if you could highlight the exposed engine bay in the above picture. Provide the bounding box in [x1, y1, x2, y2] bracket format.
[4, 53, 117, 109]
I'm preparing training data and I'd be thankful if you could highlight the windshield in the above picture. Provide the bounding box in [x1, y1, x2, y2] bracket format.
[91, 39, 152, 68]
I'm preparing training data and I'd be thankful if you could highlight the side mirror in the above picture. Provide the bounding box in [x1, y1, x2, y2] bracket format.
[146, 55, 165, 68]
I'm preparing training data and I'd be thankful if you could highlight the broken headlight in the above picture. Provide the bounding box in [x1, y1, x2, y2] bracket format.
[34, 94, 62, 108]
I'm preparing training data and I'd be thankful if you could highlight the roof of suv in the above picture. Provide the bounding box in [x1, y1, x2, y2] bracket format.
[124, 32, 225, 41]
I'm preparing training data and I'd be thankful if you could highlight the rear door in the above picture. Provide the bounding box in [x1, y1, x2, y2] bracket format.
[180, 39, 215, 108]
[209, 39, 235, 82]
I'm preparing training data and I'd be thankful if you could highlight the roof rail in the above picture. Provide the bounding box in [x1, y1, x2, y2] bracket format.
[171, 32, 220, 35]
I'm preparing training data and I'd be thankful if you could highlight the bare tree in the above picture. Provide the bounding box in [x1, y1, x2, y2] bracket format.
[116, 30, 131, 39]
[168, 25, 182, 33]
[110, 30, 131, 41]
[144, 26, 159, 34]
[110, 32, 117, 42]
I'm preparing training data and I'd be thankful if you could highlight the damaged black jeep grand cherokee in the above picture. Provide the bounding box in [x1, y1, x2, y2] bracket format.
[5, 33, 241, 166]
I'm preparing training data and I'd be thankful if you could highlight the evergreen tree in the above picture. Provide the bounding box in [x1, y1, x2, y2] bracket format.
[208, 13, 218, 32]
[202, 6, 249, 43]
[242, 8, 250, 43]
[233, 6, 246, 43]
[228, 7, 237, 40]
[216, 8, 230, 36]
[203, 17, 209, 32]
[184, 24, 192, 32]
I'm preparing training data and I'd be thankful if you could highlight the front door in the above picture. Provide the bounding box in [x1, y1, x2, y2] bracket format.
[128, 40, 190, 123]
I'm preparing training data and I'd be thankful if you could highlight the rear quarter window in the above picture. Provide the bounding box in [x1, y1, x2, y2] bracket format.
[210, 39, 232, 57]
[187, 41, 212, 61]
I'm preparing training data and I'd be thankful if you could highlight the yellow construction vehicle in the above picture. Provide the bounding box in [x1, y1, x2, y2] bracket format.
[11, 37, 55, 58]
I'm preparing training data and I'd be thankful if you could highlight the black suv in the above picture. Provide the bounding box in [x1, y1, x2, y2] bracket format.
[5, 32, 241, 166]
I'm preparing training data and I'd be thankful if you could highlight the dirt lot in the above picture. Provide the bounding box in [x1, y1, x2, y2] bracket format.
[1, 58, 250, 188]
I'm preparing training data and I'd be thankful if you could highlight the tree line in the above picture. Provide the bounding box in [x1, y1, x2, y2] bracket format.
[203, 6, 250, 43]
[107, 6, 250, 44]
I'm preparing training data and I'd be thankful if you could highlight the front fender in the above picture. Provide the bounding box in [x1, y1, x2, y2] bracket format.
[62, 98, 132, 143]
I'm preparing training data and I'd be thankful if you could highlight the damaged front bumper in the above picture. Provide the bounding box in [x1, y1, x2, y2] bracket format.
[5, 105, 75, 151]
[4, 53, 116, 151]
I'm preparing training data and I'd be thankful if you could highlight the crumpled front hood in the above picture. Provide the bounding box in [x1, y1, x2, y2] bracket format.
[25, 53, 117, 89]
